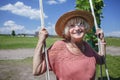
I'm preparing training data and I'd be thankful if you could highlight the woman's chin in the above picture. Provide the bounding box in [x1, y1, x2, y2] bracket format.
[73, 34, 84, 39]
[72, 36, 83, 41]
[71, 33, 84, 41]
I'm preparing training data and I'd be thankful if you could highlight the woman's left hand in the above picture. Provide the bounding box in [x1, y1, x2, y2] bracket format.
[96, 28, 106, 56]
[96, 28, 106, 44]
[96, 28, 104, 40]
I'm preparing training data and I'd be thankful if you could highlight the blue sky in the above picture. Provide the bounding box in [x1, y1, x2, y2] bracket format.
[0, 0, 120, 37]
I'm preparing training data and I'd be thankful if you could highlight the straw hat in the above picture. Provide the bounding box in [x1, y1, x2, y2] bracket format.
[55, 10, 94, 37]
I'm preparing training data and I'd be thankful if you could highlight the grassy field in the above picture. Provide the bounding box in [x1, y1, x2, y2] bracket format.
[0, 35, 120, 49]
[105, 37, 120, 47]
[0, 35, 61, 49]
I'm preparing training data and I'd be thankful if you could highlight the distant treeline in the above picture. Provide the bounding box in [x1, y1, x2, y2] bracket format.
[0, 34, 61, 38]
[0, 34, 11, 36]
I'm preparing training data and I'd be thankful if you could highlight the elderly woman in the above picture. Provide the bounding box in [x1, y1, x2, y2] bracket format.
[33, 10, 105, 80]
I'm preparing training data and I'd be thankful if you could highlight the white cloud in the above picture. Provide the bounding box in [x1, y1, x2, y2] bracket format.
[0, 20, 35, 34]
[47, 0, 58, 5]
[0, 1, 48, 20]
[47, 0, 66, 5]
[0, 20, 56, 35]
[1, 20, 25, 34]
[58, 0, 66, 3]
[3, 20, 24, 31]
[105, 31, 120, 37]
[46, 23, 56, 35]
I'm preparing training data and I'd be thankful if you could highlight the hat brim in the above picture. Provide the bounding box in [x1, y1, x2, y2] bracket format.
[55, 10, 94, 37]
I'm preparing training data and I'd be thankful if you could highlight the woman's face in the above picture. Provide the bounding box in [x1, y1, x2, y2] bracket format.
[64, 17, 88, 42]
[69, 22, 86, 42]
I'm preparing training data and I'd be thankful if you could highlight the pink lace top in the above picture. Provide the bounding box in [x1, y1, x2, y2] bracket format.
[48, 40, 102, 80]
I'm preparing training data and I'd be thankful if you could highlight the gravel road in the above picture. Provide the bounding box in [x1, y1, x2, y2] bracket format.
[0, 46, 120, 60]
[0, 48, 34, 60]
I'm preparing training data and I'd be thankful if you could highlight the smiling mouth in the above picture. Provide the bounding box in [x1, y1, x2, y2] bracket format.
[75, 31, 83, 34]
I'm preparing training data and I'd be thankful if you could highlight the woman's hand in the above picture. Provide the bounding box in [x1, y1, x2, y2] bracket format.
[96, 28, 105, 44]
[96, 28, 104, 40]
[96, 28, 106, 56]
[39, 28, 49, 41]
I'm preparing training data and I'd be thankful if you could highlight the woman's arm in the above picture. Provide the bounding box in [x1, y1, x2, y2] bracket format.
[33, 28, 48, 76]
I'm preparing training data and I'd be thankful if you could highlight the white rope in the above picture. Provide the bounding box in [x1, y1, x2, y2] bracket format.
[89, 0, 99, 29]
[89, 0, 110, 80]
[39, 0, 45, 27]
[39, 0, 50, 80]
[89, 0, 103, 55]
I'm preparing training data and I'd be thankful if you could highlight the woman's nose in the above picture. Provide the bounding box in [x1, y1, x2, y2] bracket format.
[74, 25, 80, 30]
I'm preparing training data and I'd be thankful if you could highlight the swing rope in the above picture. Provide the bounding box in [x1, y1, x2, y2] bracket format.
[89, 0, 110, 80]
[39, 0, 50, 80]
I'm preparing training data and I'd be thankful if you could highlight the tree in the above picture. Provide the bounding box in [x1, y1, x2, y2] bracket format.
[76, 0, 104, 51]
[11, 30, 16, 36]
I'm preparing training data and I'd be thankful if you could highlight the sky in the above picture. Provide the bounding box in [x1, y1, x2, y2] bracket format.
[0, 0, 120, 37]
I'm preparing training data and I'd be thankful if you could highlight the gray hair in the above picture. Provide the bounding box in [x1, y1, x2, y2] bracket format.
[62, 17, 90, 40]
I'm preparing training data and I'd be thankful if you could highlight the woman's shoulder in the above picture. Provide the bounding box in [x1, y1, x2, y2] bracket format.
[49, 40, 66, 50]
[54, 40, 65, 45]
[48, 40, 66, 57]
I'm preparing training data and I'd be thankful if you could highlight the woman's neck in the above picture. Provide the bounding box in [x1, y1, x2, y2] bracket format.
[66, 40, 85, 54]
[70, 39, 83, 47]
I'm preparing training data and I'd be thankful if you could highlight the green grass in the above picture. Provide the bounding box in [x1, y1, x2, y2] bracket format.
[105, 37, 120, 47]
[0, 36, 38, 49]
[0, 36, 61, 49]
[96, 55, 120, 79]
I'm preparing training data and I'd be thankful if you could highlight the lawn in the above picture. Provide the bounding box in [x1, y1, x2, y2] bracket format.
[0, 35, 61, 49]
[0, 36, 37, 49]
[0, 35, 120, 49]
[105, 37, 120, 47]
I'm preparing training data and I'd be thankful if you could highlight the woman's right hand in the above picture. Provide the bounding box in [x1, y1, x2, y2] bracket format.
[39, 28, 48, 41]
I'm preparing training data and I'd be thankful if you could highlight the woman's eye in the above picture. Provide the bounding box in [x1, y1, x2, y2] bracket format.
[79, 23, 84, 27]
[70, 24, 75, 28]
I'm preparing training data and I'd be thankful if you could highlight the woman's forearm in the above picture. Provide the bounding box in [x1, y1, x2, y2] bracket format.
[33, 28, 48, 76]
[33, 39, 46, 75]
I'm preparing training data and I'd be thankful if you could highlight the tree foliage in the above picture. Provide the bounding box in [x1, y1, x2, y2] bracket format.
[76, 0, 104, 26]
[76, 0, 104, 51]
[11, 30, 16, 36]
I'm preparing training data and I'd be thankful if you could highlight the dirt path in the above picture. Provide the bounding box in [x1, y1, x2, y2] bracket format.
[0, 47, 120, 60]
[0, 48, 34, 60]
[106, 46, 120, 56]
